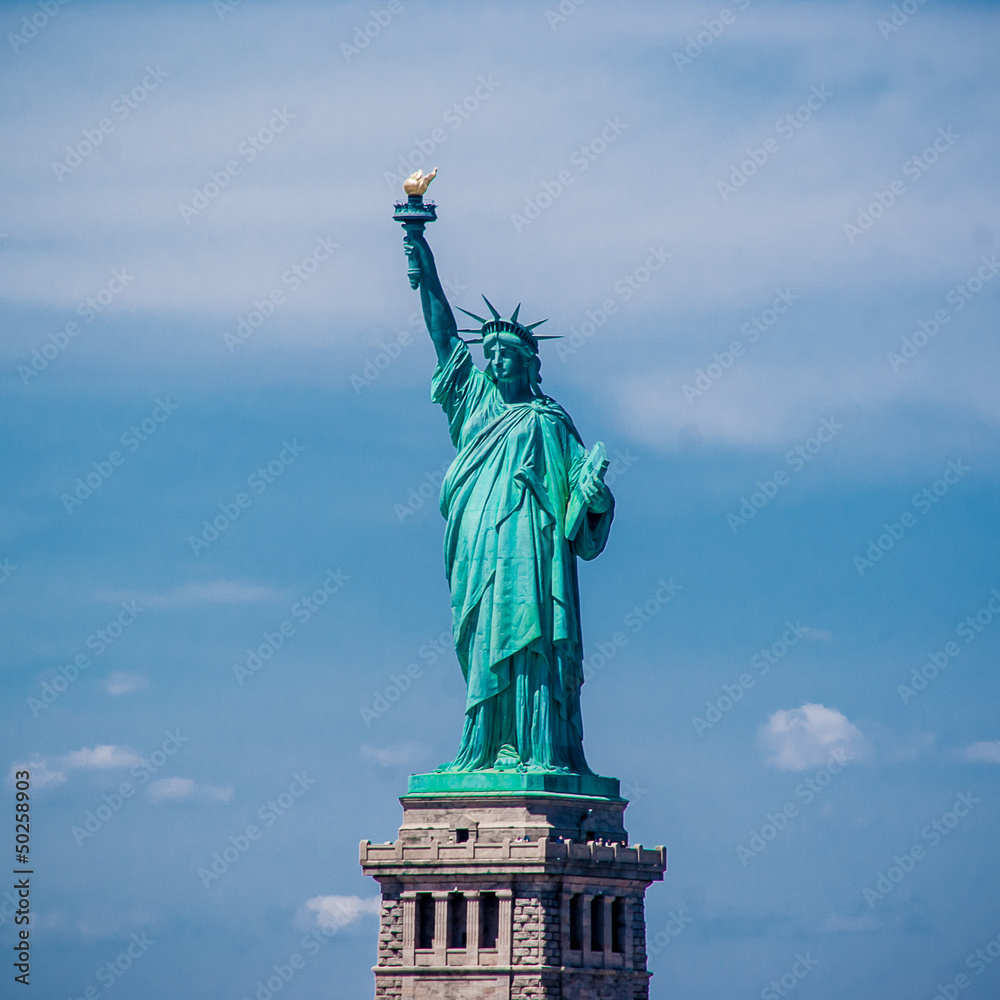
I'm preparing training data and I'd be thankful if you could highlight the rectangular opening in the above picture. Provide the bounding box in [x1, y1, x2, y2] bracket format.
[416, 893, 434, 950]
[569, 893, 583, 951]
[448, 892, 467, 949]
[611, 896, 625, 953]
[480, 891, 499, 949]
[455, 827, 469, 843]
[591, 894, 605, 952]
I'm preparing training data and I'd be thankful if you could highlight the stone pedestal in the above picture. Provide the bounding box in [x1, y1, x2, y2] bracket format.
[360, 773, 666, 1000]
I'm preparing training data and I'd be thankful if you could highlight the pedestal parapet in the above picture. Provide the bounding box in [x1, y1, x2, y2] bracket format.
[361, 778, 666, 1000]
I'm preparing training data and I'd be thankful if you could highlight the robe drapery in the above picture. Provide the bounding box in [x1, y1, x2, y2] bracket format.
[431, 340, 614, 773]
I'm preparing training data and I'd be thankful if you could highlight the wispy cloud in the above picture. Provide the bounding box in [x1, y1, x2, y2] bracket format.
[7, 758, 68, 788]
[360, 743, 421, 767]
[148, 778, 233, 803]
[8, 744, 142, 787]
[101, 671, 147, 696]
[960, 740, 1000, 764]
[63, 745, 145, 769]
[825, 912, 880, 933]
[101, 581, 283, 608]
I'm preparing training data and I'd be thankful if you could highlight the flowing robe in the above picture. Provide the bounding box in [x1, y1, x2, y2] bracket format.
[431, 341, 613, 772]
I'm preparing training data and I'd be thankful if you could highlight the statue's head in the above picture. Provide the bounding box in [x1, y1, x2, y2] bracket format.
[485, 331, 542, 395]
[457, 296, 557, 398]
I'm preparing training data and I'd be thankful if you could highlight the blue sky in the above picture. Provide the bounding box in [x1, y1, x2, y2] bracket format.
[2, 0, 999, 997]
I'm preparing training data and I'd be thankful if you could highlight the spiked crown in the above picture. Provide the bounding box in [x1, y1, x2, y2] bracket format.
[457, 296, 560, 353]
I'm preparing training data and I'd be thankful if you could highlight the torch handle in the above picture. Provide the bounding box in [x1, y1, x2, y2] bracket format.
[402, 222, 426, 290]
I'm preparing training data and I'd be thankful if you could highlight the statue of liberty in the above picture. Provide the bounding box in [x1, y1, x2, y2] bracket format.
[397, 170, 614, 776]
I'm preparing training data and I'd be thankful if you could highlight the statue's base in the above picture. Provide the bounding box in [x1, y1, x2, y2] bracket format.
[405, 770, 621, 800]
[361, 782, 665, 999]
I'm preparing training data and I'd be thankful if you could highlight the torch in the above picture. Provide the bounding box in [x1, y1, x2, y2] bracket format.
[393, 168, 438, 289]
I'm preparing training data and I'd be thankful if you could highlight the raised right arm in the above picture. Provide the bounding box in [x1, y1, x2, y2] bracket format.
[405, 231, 461, 367]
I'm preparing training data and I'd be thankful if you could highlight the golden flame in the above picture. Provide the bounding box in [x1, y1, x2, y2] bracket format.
[403, 167, 438, 197]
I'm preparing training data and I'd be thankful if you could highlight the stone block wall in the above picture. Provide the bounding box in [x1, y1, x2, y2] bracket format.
[377, 892, 403, 967]
[630, 896, 647, 973]
[510, 971, 562, 999]
[511, 888, 562, 967]
[373, 977, 402, 999]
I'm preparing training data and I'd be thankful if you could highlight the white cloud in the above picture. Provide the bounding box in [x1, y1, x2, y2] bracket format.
[302, 895, 381, 933]
[101, 672, 147, 695]
[148, 778, 234, 803]
[760, 703, 865, 771]
[63, 745, 145, 769]
[8, 744, 142, 788]
[7, 759, 67, 788]
[961, 740, 1000, 764]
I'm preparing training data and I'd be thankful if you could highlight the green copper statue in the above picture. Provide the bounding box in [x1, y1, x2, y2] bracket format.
[397, 170, 614, 776]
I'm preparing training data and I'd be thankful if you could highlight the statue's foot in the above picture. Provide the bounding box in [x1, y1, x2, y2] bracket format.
[493, 744, 522, 770]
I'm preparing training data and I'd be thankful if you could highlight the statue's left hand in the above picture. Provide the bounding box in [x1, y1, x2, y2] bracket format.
[580, 475, 612, 514]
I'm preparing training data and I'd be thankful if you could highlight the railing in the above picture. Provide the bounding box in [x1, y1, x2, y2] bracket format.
[360, 837, 666, 870]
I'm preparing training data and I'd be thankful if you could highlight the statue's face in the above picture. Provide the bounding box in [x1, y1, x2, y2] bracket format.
[489, 335, 532, 385]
